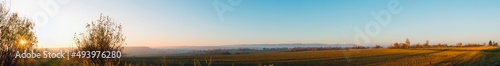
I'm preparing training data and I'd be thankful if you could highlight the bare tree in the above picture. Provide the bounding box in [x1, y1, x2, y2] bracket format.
[423, 40, 429, 47]
[457, 42, 462, 47]
[374, 45, 382, 48]
[74, 14, 125, 66]
[401, 43, 407, 49]
[415, 43, 421, 48]
[494, 42, 499, 46]
[392, 42, 399, 48]
[405, 38, 410, 48]
[0, 3, 38, 66]
[489, 40, 493, 46]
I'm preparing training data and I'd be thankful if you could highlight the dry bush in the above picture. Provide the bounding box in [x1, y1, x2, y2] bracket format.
[74, 14, 125, 66]
[0, 2, 38, 66]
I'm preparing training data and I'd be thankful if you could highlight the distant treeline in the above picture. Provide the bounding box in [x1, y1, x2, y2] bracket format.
[196, 40, 500, 55]
[390, 39, 499, 49]
[197, 46, 385, 55]
[283, 46, 377, 52]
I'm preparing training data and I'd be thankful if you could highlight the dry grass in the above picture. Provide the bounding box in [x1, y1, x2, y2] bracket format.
[413, 46, 498, 51]
[121, 47, 500, 66]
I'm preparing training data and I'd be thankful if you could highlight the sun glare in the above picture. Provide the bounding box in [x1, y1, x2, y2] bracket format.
[19, 40, 26, 45]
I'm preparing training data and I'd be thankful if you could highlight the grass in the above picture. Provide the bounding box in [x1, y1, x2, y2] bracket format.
[29, 46, 497, 66]
[39, 58, 62, 66]
[120, 46, 500, 66]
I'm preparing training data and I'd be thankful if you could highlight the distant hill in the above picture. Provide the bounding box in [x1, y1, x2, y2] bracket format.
[122, 46, 195, 57]
[38, 43, 359, 57]
[113, 43, 355, 56]
[152, 43, 357, 50]
[225, 43, 357, 48]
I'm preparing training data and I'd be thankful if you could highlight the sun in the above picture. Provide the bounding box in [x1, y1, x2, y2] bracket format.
[19, 40, 26, 45]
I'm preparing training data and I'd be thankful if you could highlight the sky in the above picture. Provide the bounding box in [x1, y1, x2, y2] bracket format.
[4, 0, 500, 48]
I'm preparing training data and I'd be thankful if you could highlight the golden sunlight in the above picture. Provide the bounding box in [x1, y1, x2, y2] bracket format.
[19, 39, 26, 45]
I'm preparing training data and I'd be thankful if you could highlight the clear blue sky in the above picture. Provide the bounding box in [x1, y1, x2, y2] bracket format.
[6, 0, 500, 47]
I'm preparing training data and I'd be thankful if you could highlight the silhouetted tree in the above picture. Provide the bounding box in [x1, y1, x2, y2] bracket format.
[489, 40, 493, 46]
[415, 43, 421, 48]
[494, 42, 499, 46]
[74, 14, 125, 66]
[463, 43, 483, 47]
[492, 41, 496, 46]
[374, 45, 382, 48]
[401, 43, 407, 49]
[436, 43, 442, 47]
[457, 42, 462, 47]
[405, 38, 410, 48]
[222, 51, 231, 55]
[0, 3, 38, 66]
[392, 42, 399, 48]
[423, 40, 430, 47]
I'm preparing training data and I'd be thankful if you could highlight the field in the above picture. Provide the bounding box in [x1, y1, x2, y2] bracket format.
[121, 46, 500, 66]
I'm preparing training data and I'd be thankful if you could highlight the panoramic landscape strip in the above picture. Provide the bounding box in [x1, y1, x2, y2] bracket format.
[2, 0, 500, 66]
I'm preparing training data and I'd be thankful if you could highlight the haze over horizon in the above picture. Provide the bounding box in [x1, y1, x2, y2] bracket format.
[5, 0, 500, 48]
